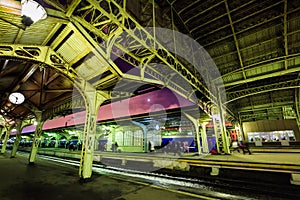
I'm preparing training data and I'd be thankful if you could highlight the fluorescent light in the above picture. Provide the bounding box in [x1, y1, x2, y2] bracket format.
[21, 0, 47, 26]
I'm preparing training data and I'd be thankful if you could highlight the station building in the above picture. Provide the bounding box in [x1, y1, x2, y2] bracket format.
[0, 0, 300, 181]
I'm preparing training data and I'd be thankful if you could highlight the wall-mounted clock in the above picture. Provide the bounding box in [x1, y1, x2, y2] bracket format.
[9, 92, 25, 105]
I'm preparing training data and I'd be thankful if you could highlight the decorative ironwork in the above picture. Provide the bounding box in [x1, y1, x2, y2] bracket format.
[69, 0, 218, 107]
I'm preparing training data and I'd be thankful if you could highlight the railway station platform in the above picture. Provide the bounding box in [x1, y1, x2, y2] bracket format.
[32, 147, 300, 166]
[15, 147, 300, 186]
[0, 152, 203, 200]
[1, 148, 300, 199]
[18, 147, 300, 171]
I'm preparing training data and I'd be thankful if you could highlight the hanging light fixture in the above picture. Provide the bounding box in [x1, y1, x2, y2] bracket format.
[21, 0, 47, 26]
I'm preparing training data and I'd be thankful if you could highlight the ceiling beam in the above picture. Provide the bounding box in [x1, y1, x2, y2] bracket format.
[177, 0, 201, 15]
[283, 0, 288, 70]
[226, 78, 300, 103]
[43, 0, 66, 12]
[169, 3, 191, 34]
[223, 65, 300, 87]
[184, 1, 223, 24]
[0, 61, 26, 79]
[0, 63, 39, 109]
[41, 92, 72, 109]
[190, 0, 256, 33]
[224, 0, 246, 80]
[13, 28, 24, 44]
[66, 0, 81, 17]
[217, 52, 300, 83]
[195, 1, 283, 41]
[42, 97, 85, 121]
[202, 7, 300, 49]
[238, 105, 285, 114]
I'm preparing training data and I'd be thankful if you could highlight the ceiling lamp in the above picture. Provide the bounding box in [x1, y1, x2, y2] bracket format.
[21, 0, 47, 26]
[9, 92, 25, 105]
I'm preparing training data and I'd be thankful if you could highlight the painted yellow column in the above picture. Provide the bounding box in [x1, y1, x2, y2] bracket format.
[29, 111, 44, 164]
[295, 88, 300, 135]
[1, 125, 12, 154]
[79, 90, 107, 180]
[195, 123, 201, 156]
[212, 106, 230, 154]
[200, 122, 209, 154]
[11, 119, 25, 158]
[184, 113, 204, 156]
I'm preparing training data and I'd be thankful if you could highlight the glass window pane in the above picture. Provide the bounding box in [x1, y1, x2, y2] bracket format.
[124, 131, 133, 146]
[115, 131, 123, 146]
[134, 130, 143, 146]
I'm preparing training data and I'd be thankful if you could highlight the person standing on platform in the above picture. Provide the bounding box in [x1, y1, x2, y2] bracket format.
[149, 141, 155, 152]
[238, 141, 251, 155]
[183, 141, 189, 153]
[111, 143, 115, 152]
[113, 142, 118, 152]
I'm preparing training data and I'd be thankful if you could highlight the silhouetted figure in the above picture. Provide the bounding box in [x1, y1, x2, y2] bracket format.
[238, 141, 251, 155]
[69, 142, 74, 151]
[112, 142, 118, 152]
[149, 141, 155, 152]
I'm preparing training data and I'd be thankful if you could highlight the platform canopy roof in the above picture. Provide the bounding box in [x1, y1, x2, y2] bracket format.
[0, 0, 299, 126]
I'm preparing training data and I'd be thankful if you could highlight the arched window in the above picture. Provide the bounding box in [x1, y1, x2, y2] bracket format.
[124, 130, 133, 146]
[134, 130, 143, 146]
[115, 131, 123, 146]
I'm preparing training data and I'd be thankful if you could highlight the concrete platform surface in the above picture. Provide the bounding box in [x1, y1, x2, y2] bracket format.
[0, 153, 201, 200]
[36, 147, 300, 166]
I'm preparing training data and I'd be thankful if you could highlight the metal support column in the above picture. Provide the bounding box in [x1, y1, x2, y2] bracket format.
[79, 89, 107, 180]
[55, 138, 59, 148]
[295, 88, 300, 135]
[11, 119, 27, 158]
[238, 115, 246, 141]
[29, 111, 44, 164]
[212, 105, 231, 154]
[1, 125, 12, 154]
[235, 122, 244, 142]
[184, 113, 204, 156]
[194, 122, 201, 156]
[200, 122, 209, 154]
[0, 127, 3, 137]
